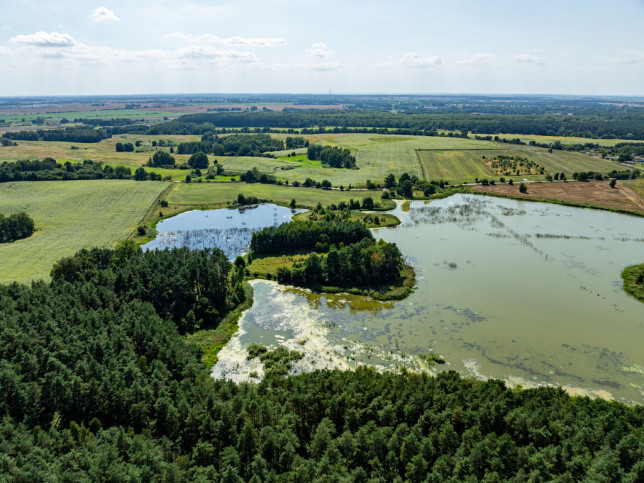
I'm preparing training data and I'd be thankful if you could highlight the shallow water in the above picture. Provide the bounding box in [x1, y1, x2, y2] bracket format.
[213, 194, 644, 404]
[142, 203, 304, 258]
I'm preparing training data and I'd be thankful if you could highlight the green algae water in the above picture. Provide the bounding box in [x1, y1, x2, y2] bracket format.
[212, 195, 644, 404]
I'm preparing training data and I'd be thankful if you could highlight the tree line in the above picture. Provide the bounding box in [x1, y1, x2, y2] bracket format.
[0, 212, 34, 243]
[144, 110, 644, 140]
[176, 133, 284, 157]
[0, 244, 642, 480]
[0, 159, 136, 182]
[0, 159, 170, 182]
[2, 126, 109, 143]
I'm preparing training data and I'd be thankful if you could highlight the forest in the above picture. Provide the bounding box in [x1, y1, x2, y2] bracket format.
[0, 241, 642, 481]
[147, 109, 644, 140]
[250, 220, 373, 255]
[275, 238, 405, 289]
[0, 212, 34, 243]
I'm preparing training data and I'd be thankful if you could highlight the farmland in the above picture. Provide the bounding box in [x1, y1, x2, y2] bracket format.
[417, 144, 620, 183]
[221, 156, 300, 174]
[470, 180, 644, 214]
[0, 132, 626, 186]
[417, 150, 497, 181]
[0, 180, 167, 284]
[163, 182, 388, 211]
[493, 133, 637, 147]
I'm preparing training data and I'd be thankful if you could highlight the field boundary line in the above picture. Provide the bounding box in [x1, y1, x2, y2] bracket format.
[415, 149, 430, 179]
[141, 182, 175, 224]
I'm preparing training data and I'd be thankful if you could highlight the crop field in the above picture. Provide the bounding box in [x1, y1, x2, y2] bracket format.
[416, 145, 620, 183]
[0, 109, 180, 126]
[417, 150, 498, 181]
[630, 178, 644, 199]
[494, 133, 636, 147]
[0, 180, 167, 284]
[164, 182, 384, 210]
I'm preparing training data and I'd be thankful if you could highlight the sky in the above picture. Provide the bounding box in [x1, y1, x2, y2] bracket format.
[1, 0, 644, 96]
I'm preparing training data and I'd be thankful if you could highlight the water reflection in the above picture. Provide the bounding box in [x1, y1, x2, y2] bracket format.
[143, 203, 305, 258]
[214, 194, 644, 404]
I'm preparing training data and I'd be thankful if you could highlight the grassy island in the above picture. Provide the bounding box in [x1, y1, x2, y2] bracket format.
[245, 217, 415, 301]
[622, 263, 644, 303]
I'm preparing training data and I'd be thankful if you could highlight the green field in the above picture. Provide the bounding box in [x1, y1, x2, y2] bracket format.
[277, 154, 322, 169]
[164, 182, 386, 209]
[0, 180, 167, 284]
[417, 145, 621, 183]
[0, 133, 626, 186]
[0, 109, 179, 125]
[417, 150, 498, 180]
[221, 156, 300, 174]
[0, 134, 203, 167]
[494, 133, 636, 147]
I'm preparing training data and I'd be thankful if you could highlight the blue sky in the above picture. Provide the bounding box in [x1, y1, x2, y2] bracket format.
[1, 0, 643, 96]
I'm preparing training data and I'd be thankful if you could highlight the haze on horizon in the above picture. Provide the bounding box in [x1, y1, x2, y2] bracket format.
[1, 0, 643, 97]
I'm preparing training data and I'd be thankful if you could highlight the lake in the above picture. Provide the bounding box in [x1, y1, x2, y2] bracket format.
[142, 203, 304, 258]
[210, 196, 644, 404]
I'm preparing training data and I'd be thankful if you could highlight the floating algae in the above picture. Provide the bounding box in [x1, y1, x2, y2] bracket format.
[210, 195, 644, 403]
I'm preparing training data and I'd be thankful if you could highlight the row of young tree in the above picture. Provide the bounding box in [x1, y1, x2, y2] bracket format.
[250, 220, 373, 255]
[307, 145, 357, 169]
[0, 245, 642, 480]
[0, 212, 34, 243]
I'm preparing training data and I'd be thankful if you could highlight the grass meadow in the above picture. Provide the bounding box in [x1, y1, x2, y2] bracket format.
[0, 180, 167, 284]
[164, 182, 384, 210]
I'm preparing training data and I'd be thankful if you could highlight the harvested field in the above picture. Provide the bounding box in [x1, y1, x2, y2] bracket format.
[471, 180, 644, 214]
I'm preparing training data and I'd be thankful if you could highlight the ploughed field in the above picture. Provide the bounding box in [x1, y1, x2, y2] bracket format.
[471, 180, 644, 214]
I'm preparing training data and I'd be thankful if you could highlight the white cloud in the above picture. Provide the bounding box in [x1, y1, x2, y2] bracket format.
[10, 31, 76, 47]
[167, 32, 286, 47]
[401, 53, 442, 68]
[513, 53, 544, 64]
[618, 51, 644, 65]
[177, 45, 258, 63]
[40, 52, 65, 59]
[311, 62, 343, 72]
[455, 53, 495, 66]
[90, 6, 121, 22]
[306, 42, 333, 58]
[0, 46, 10, 56]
